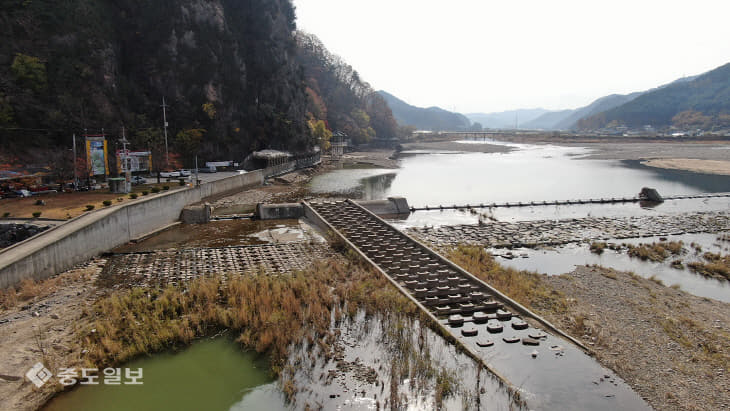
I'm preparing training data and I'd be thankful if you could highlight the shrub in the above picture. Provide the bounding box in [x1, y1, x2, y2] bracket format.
[102, 200, 112, 207]
[11, 53, 47, 92]
[35, 199, 45, 206]
[32, 211, 42, 218]
[163, 186, 170, 191]
[142, 191, 149, 196]
[117, 197, 124, 202]
[2, 212, 9, 218]
[589, 242, 606, 255]
[178, 179, 185, 186]
[85, 205, 95, 211]
[129, 193, 138, 199]
[151, 187, 160, 193]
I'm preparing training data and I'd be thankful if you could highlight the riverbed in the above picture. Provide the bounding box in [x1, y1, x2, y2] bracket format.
[310, 139, 730, 302]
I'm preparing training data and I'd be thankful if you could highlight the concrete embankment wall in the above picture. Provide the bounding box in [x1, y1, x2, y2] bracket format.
[0, 170, 264, 289]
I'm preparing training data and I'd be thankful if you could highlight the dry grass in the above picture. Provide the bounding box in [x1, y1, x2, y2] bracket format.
[0, 268, 95, 311]
[589, 241, 607, 254]
[445, 245, 568, 315]
[626, 241, 684, 262]
[81, 257, 416, 374]
[687, 252, 730, 281]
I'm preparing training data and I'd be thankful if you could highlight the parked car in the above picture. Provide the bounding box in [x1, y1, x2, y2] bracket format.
[3, 189, 32, 198]
[197, 165, 217, 173]
[160, 171, 181, 178]
[178, 169, 191, 177]
[131, 176, 147, 185]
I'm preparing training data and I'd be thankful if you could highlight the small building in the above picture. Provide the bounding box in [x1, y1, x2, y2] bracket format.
[331, 131, 348, 158]
[243, 150, 292, 171]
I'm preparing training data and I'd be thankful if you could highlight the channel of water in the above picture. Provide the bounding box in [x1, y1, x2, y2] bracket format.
[47, 139, 729, 409]
[309, 139, 730, 302]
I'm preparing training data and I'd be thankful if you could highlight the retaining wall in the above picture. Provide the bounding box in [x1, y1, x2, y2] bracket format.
[0, 169, 266, 288]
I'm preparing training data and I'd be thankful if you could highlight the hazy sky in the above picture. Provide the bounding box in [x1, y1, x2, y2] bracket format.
[293, 0, 730, 113]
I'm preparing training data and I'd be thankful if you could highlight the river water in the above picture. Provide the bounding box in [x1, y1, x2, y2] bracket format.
[310, 140, 730, 207]
[43, 337, 287, 411]
[47, 139, 728, 409]
[310, 139, 730, 302]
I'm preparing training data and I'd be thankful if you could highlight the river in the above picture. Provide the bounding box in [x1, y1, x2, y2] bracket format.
[310, 139, 730, 302]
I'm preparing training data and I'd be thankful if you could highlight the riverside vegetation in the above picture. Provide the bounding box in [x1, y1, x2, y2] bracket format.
[588, 239, 730, 281]
[81, 257, 414, 374]
[445, 245, 729, 411]
[76, 254, 500, 408]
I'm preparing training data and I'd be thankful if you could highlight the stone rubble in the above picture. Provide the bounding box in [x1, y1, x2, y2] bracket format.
[409, 211, 730, 247]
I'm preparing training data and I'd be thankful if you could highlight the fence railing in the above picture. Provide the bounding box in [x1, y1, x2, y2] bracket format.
[262, 152, 321, 178]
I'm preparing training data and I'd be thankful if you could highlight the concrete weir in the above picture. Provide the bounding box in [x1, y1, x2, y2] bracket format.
[304, 199, 650, 410]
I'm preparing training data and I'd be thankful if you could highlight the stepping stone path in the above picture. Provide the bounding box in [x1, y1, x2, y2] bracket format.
[307, 199, 653, 410]
[410, 211, 730, 248]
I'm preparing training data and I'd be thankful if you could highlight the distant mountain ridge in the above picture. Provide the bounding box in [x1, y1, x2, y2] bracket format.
[522, 92, 643, 130]
[465, 109, 549, 129]
[577, 63, 730, 129]
[380, 62, 729, 133]
[377, 90, 470, 131]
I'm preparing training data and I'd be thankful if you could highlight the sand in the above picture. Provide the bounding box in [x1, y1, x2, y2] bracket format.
[642, 158, 730, 176]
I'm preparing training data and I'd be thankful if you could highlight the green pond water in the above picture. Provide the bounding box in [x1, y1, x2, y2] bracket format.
[43, 337, 288, 411]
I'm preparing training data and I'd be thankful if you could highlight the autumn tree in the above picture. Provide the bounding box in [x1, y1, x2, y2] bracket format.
[309, 119, 332, 150]
[202, 102, 216, 120]
[46, 149, 74, 190]
[296, 31, 401, 145]
[11, 53, 47, 92]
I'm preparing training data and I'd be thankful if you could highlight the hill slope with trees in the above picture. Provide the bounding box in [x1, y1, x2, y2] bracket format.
[0, 0, 401, 172]
[577, 63, 730, 130]
[378, 90, 470, 131]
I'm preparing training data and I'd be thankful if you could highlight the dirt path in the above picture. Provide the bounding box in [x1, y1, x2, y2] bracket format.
[0, 261, 105, 411]
[542, 266, 729, 411]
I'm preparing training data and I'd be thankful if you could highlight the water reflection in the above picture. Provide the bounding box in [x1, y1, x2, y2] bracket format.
[623, 159, 730, 193]
[360, 172, 396, 200]
[311, 143, 730, 210]
[43, 337, 284, 411]
[491, 233, 730, 302]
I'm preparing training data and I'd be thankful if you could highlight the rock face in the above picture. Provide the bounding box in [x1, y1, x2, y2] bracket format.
[0, 224, 48, 248]
[0, 0, 311, 157]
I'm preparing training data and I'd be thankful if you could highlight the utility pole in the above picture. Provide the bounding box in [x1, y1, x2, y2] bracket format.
[195, 155, 199, 186]
[72, 133, 77, 190]
[161, 97, 170, 169]
[120, 126, 131, 193]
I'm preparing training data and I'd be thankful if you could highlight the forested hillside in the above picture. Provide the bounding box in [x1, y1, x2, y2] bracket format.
[378, 91, 471, 131]
[578, 63, 730, 130]
[296, 32, 399, 145]
[0, 0, 400, 169]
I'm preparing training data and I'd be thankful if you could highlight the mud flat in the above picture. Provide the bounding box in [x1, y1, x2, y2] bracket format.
[445, 246, 729, 411]
[400, 140, 513, 154]
[0, 261, 105, 411]
[542, 266, 730, 411]
[642, 158, 730, 176]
